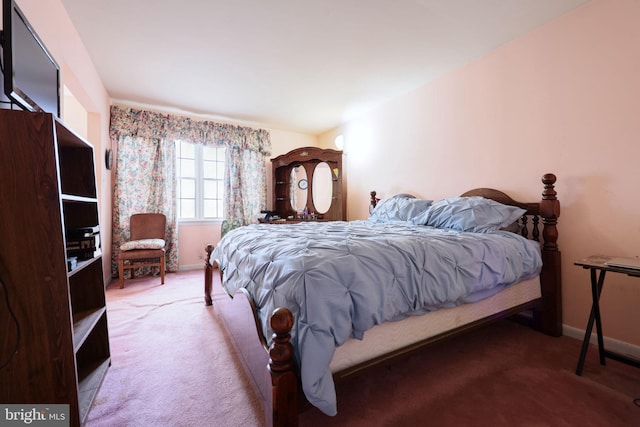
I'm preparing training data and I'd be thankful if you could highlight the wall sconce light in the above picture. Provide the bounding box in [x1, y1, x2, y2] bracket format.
[334, 135, 344, 150]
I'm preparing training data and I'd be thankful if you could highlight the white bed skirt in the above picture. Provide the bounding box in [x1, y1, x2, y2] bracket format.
[330, 277, 541, 372]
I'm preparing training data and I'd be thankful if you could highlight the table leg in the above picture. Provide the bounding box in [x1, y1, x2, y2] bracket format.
[575, 268, 606, 375]
[591, 269, 606, 365]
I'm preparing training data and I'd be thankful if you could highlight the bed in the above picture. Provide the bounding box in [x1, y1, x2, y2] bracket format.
[204, 173, 561, 427]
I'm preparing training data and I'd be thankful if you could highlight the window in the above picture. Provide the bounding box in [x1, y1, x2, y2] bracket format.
[176, 140, 225, 220]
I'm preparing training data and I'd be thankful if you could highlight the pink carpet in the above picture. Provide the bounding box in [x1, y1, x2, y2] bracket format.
[85, 270, 263, 426]
[86, 270, 640, 426]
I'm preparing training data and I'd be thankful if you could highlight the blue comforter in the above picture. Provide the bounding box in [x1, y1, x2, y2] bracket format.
[212, 220, 542, 415]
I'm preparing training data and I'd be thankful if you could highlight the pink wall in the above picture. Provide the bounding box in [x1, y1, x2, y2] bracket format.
[320, 0, 640, 348]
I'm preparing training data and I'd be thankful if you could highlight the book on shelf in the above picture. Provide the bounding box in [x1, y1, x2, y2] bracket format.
[66, 225, 100, 238]
[66, 232, 101, 260]
[67, 248, 101, 261]
[67, 256, 78, 272]
[66, 233, 100, 250]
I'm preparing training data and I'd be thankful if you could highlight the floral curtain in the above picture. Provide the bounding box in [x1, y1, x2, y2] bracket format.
[224, 146, 268, 224]
[112, 135, 178, 273]
[109, 105, 271, 276]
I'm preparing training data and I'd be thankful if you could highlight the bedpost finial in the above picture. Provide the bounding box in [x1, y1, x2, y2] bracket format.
[540, 173, 560, 251]
[269, 308, 295, 374]
[268, 308, 297, 425]
[542, 173, 558, 201]
[271, 307, 294, 333]
[542, 173, 556, 186]
[370, 190, 379, 212]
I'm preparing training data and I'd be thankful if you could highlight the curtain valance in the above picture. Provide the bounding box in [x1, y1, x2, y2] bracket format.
[109, 105, 271, 155]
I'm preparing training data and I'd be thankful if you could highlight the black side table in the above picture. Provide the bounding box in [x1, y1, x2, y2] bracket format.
[574, 255, 640, 375]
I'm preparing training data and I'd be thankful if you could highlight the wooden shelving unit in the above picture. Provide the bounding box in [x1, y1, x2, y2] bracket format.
[0, 109, 110, 426]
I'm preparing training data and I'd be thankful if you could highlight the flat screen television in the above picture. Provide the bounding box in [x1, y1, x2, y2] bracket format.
[2, 0, 60, 117]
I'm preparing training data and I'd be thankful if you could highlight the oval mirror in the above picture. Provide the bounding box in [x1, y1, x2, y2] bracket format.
[312, 162, 333, 214]
[290, 166, 307, 212]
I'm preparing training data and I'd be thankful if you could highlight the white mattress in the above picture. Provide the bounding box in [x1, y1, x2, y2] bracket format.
[330, 277, 541, 372]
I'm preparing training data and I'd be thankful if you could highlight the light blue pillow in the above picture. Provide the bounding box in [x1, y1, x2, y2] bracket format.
[425, 196, 526, 232]
[369, 197, 433, 223]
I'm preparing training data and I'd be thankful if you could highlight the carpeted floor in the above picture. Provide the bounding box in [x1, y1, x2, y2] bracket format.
[85, 270, 263, 427]
[86, 270, 640, 426]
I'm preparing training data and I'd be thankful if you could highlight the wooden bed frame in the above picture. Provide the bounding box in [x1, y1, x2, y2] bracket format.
[204, 173, 561, 427]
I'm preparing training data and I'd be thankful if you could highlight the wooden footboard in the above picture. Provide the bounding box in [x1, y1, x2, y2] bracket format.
[204, 246, 299, 427]
[204, 244, 214, 306]
[204, 173, 562, 427]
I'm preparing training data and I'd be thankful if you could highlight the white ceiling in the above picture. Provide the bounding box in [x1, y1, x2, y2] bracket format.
[60, 0, 590, 135]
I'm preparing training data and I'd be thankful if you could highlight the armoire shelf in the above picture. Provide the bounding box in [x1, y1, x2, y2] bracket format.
[0, 109, 110, 426]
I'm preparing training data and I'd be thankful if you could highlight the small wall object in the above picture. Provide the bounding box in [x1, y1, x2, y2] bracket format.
[105, 148, 113, 170]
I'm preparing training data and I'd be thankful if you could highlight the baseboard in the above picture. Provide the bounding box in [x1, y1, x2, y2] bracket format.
[563, 324, 640, 360]
[179, 264, 204, 271]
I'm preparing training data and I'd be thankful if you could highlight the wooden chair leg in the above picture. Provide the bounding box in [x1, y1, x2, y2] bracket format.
[160, 255, 165, 285]
[118, 259, 125, 289]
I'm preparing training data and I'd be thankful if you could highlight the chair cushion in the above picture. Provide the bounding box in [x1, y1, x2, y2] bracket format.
[119, 248, 165, 261]
[120, 238, 166, 251]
